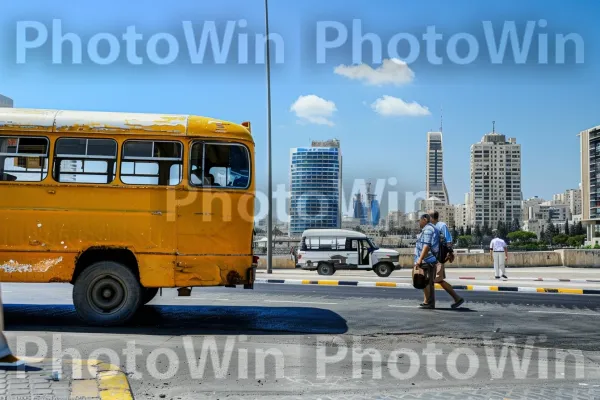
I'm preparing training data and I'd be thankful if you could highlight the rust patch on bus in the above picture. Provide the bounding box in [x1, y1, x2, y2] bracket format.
[0, 257, 63, 273]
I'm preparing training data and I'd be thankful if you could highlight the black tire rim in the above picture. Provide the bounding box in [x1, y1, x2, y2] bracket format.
[87, 275, 127, 315]
[320, 265, 330, 274]
[378, 264, 390, 275]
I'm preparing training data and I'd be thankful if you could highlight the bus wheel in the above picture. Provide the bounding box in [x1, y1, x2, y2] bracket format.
[72, 261, 143, 326]
[317, 263, 335, 276]
[142, 288, 159, 305]
[374, 262, 394, 278]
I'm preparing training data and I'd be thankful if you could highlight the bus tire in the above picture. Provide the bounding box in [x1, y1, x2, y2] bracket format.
[317, 262, 335, 276]
[142, 288, 159, 305]
[72, 261, 143, 326]
[374, 262, 394, 278]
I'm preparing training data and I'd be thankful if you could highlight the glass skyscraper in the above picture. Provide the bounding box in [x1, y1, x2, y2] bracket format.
[289, 140, 342, 236]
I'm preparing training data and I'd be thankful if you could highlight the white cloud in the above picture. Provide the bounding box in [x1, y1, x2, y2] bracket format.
[371, 95, 430, 117]
[334, 59, 415, 86]
[290, 95, 337, 126]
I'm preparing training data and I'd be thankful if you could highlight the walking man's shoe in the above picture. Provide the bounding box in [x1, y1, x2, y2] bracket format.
[495, 276, 500, 279]
[451, 298, 465, 309]
[0, 354, 24, 367]
[502, 275, 508, 279]
[419, 303, 435, 309]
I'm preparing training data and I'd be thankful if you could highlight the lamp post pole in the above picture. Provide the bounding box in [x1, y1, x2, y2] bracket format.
[265, 0, 273, 274]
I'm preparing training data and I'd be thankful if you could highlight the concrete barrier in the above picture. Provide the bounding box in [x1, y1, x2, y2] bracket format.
[257, 250, 600, 269]
[396, 251, 560, 268]
[556, 249, 600, 268]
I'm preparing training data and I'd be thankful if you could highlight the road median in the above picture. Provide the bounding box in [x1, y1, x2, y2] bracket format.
[255, 278, 600, 295]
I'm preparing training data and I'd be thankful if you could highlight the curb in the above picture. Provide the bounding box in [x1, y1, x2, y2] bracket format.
[457, 276, 600, 283]
[254, 278, 600, 295]
[67, 359, 134, 400]
[0, 358, 134, 399]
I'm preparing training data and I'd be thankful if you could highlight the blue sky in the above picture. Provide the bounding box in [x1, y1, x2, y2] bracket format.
[0, 0, 598, 215]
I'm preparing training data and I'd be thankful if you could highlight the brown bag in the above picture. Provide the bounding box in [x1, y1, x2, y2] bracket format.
[412, 265, 429, 289]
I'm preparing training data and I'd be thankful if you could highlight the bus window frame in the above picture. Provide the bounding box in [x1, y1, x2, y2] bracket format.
[119, 139, 184, 186]
[188, 140, 251, 190]
[52, 137, 118, 185]
[0, 136, 50, 183]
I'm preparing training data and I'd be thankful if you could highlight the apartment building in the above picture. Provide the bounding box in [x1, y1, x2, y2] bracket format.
[469, 129, 522, 228]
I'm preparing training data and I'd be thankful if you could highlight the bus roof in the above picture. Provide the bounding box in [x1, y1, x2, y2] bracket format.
[0, 108, 253, 141]
[301, 229, 367, 238]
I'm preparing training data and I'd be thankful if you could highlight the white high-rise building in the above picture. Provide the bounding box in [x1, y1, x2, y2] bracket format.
[426, 132, 449, 204]
[468, 126, 522, 228]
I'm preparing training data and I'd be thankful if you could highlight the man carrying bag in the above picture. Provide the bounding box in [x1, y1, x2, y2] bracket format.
[413, 214, 464, 309]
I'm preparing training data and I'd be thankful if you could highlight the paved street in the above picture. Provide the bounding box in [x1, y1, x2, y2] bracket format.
[2, 282, 600, 399]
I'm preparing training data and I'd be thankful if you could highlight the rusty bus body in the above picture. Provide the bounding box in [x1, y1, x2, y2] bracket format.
[0, 108, 256, 325]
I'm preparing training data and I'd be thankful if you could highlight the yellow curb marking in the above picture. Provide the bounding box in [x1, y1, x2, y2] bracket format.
[70, 379, 99, 398]
[558, 288, 584, 294]
[375, 282, 396, 287]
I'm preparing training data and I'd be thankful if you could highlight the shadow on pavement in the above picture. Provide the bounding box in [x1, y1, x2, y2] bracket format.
[3, 304, 348, 335]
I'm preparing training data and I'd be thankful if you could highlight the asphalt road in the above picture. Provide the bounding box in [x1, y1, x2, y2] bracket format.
[2, 283, 600, 399]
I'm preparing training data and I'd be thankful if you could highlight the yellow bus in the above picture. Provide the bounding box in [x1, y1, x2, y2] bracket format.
[0, 108, 257, 325]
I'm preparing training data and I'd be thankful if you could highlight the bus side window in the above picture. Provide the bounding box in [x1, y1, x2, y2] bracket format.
[0, 136, 49, 182]
[120, 140, 183, 186]
[190, 142, 250, 189]
[53, 138, 117, 184]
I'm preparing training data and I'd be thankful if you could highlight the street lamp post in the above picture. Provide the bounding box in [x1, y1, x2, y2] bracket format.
[265, 0, 273, 274]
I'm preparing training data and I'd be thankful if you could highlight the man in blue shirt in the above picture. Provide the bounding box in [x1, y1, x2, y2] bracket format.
[414, 213, 464, 309]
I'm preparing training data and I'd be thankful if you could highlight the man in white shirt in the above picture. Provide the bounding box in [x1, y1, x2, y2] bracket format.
[489, 230, 508, 279]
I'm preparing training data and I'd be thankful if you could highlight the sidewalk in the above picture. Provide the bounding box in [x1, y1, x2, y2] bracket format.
[256, 267, 600, 295]
[0, 358, 133, 399]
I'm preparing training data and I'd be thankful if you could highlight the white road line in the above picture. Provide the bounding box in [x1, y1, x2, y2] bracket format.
[528, 310, 600, 316]
[388, 305, 417, 308]
[263, 300, 338, 305]
[185, 297, 230, 301]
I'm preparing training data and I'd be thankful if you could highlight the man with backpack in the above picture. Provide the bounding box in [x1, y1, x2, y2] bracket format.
[413, 213, 464, 309]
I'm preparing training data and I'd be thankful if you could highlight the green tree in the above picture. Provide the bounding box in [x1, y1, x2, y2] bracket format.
[564, 220, 570, 236]
[574, 221, 584, 236]
[482, 222, 491, 236]
[457, 235, 472, 248]
[511, 218, 521, 233]
[540, 226, 545, 241]
[567, 235, 585, 247]
[459, 227, 465, 237]
[553, 234, 569, 246]
[466, 226, 472, 236]
[507, 230, 537, 244]
[473, 225, 482, 244]
[451, 226, 459, 242]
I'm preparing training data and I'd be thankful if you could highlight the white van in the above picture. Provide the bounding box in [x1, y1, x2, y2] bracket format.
[296, 229, 401, 277]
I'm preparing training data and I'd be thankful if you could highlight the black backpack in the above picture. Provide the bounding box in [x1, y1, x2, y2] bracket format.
[429, 223, 451, 264]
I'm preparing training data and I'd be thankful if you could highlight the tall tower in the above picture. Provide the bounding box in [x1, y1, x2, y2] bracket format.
[469, 123, 522, 228]
[426, 131, 449, 204]
[289, 139, 342, 236]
